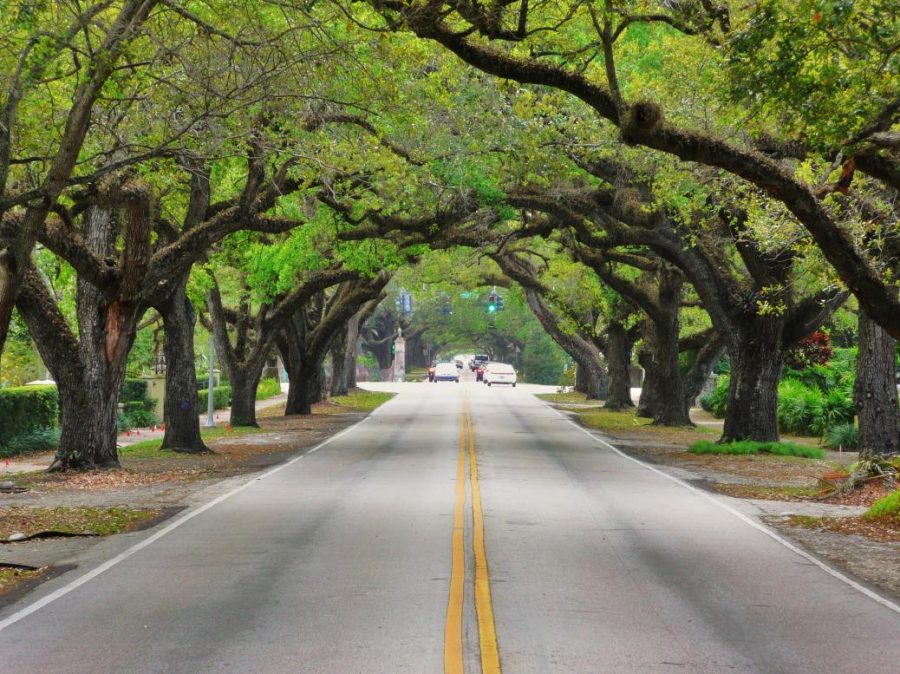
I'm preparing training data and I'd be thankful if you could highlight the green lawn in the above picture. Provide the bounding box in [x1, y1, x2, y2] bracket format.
[120, 426, 260, 459]
[324, 389, 396, 413]
[536, 391, 593, 404]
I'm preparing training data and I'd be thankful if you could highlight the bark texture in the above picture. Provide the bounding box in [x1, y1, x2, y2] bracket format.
[158, 277, 208, 453]
[603, 320, 634, 409]
[722, 318, 785, 443]
[854, 309, 900, 458]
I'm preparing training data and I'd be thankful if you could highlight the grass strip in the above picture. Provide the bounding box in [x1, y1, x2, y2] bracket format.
[689, 439, 824, 459]
[322, 389, 395, 413]
[120, 426, 260, 458]
[0, 506, 158, 539]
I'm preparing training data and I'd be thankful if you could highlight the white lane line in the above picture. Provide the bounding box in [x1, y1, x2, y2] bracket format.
[0, 415, 374, 633]
[541, 402, 900, 615]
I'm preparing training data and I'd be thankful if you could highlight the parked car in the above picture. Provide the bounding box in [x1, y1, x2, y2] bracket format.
[433, 362, 460, 382]
[484, 363, 517, 387]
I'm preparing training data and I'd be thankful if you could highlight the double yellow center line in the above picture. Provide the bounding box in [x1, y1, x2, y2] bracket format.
[445, 398, 501, 674]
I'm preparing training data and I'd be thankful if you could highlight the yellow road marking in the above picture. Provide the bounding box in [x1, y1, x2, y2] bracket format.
[444, 412, 467, 674]
[466, 408, 501, 674]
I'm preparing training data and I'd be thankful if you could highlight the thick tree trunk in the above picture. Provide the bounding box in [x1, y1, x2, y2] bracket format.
[575, 361, 607, 400]
[603, 322, 634, 409]
[854, 309, 900, 458]
[55, 369, 122, 470]
[285, 361, 324, 415]
[648, 322, 691, 425]
[346, 346, 359, 389]
[330, 306, 366, 398]
[722, 320, 785, 442]
[228, 367, 263, 427]
[636, 344, 658, 418]
[329, 338, 349, 397]
[158, 278, 208, 453]
[21, 204, 142, 470]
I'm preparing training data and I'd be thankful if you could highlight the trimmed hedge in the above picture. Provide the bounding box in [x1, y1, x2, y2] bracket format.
[121, 400, 159, 429]
[121, 378, 149, 402]
[198, 386, 231, 410]
[0, 427, 60, 458]
[0, 385, 59, 446]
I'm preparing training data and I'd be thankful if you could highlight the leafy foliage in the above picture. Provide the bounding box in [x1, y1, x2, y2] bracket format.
[824, 423, 859, 450]
[0, 427, 60, 459]
[724, 0, 899, 149]
[785, 331, 833, 370]
[700, 375, 730, 417]
[864, 489, 900, 521]
[256, 378, 282, 400]
[0, 385, 59, 447]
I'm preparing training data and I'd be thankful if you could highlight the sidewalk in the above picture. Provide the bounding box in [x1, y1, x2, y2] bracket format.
[117, 390, 288, 447]
[2, 389, 289, 473]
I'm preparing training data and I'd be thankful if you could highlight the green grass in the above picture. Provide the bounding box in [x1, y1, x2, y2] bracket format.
[256, 378, 282, 400]
[536, 391, 591, 404]
[689, 440, 824, 459]
[0, 506, 158, 538]
[864, 489, 900, 520]
[574, 407, 655, 431]
[326, 389, 395, 413]
[119, 426, 260, 459]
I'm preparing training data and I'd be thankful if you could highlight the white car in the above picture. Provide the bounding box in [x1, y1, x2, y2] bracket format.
[433, 362, 460, 382]
[484, 363, 517, 387]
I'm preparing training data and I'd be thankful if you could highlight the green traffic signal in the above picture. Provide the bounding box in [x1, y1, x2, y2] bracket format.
[488, 304, 497, 313]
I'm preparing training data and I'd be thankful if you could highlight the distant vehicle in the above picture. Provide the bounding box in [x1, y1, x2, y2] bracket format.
[484, 363, 517, 387]
[433, 362, 460, 383]
[455, 359, 464, 369]
[470, 354, 489, 371]
[475, 365, 485, 382]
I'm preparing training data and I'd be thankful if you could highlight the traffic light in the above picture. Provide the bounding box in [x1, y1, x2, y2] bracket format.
[496, 294, 504, 311]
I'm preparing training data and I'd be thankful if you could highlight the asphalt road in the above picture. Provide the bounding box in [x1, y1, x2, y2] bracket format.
[1, 379, 898, 673]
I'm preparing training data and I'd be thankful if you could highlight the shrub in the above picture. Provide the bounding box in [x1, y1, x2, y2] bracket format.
[0, 427, 60, 458]
[121, 379, 149, 402]
[824, 423, 859, 450]
[122, 400, 159, 429]
[0, 385, 59, 446]
[198, 386, 231, 409]
[700, 375, 729, 417]
[777, 377, 854, 436]
[256, 378, 281, 400]
[785, 331, 832, 370]
[863, 490, 900, 520]
[689, 440, 824, 459]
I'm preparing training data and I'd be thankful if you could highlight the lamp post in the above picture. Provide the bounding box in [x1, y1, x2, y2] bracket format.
[205, 333, 216, 427]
